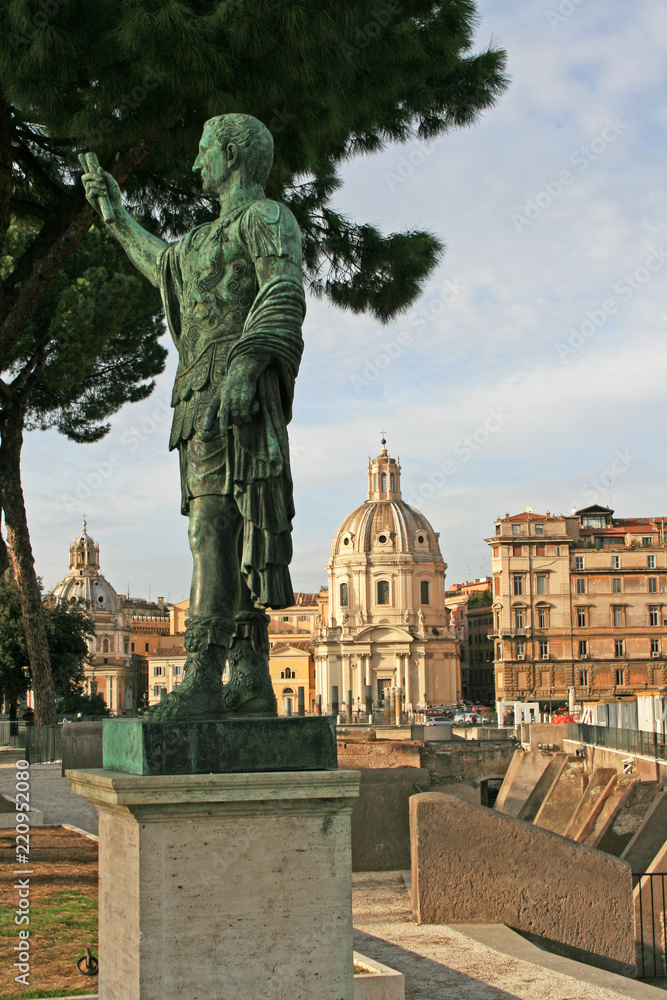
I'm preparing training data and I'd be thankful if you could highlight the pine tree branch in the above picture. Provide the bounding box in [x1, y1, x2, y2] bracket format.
[0, 100, 188, 373]
[10, 351, 46, 398]
[11, 138, 68, 207]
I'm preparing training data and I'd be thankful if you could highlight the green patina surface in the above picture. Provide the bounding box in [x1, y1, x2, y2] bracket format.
[103, 716, 337, 775]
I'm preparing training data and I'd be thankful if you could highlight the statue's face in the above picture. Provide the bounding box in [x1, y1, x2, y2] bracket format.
[193, 127, 235, 194]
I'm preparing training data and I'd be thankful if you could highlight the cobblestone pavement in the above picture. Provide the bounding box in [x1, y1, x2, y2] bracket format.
[352, 872, 662, 1000]
[0, 762, 98, 834]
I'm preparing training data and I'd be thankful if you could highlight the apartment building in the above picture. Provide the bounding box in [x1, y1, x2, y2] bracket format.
[488, 505, 667, 709]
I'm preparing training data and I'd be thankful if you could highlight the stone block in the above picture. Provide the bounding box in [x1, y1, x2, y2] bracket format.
[351, 767, 429, 871]
[68, 768, 360, 1000]
[494, 749, 553, 816]
[61, 721, 104, 775]
[533, 756, 587, 834]
[353, 952, 405, 999]
[410, 791, 636, 976]
[103, 715, 337, 775]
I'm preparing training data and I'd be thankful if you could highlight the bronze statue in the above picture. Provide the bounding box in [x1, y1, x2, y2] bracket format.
[82, 115, 305, 718]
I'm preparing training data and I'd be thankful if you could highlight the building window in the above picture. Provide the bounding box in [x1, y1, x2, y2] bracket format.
[513, 545, 522, 556]
[651, 638, 660, 656]
[513, 575, 523, 596]
[390, 473, 395, 491]
[174, 665, 181, 676]
[153, 666, 164, 676]
[516, 640, 525, 657]
[648, 555, 656, 569]
[649, 577, 657, 594]
[536, 574, 547, 595]
[578, 640, 587, 658]
[577, 608, 587, 627]
[377, 580, 390, 605]
[144, 642, 149, 652]
[381, 472, 387, 492]
[512, 524, 521, 535]
[131, 642, 135, 652]
[649, 607, 659, 626]
[535, 545, 545, 556]
[613, 578, 621, 594]
[281, 615, 290, 622]
[537, 608, 548, 628]
[580, 669, 589, 687]
[420, 580, 430, 605]
[614, 639, 624, 658]
[535, 524, 544, 535]
[613, 607, 623, 627]
[495, 524, 501, 535]
[576, 578, 585, 594]
[493, 576, 500, 596]
[493, 546, 499, 557]
[540, 640, 549, 659]
[514, 610, 524, 633]
[299, 614, 308, 621]
[496, 642, 502, 659]
[575, 556, 584, 570]
[643, 536, 653, 546]
[340, 583, 348, 607]
[102, 638, 109, 653]
[611, 555, 620, 569]
[614, 668, 624, 685]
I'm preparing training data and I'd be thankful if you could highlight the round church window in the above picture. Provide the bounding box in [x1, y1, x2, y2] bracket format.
[343, 537, 349, 545]
[418, 535, 424, 543]
[378, 534, 387, 544]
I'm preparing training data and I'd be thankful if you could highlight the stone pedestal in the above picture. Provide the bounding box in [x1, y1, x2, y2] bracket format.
[68, 768, 360, 1000]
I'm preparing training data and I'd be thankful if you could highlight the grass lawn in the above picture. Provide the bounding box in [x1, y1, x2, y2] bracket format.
[0, 827, 98, 999]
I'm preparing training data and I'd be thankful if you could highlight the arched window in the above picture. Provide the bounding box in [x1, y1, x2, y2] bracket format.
[420, 580, 430, 605]
[381, 472, 387, 492]
[373, 474, 377, 492]
[102, 638, 109, 653]
[377, 580, 390, 605]
[340, 582, 348, 607]
[390, 473, 395, 491]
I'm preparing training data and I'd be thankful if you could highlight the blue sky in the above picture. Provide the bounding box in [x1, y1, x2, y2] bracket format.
[20, 0, 667, 602]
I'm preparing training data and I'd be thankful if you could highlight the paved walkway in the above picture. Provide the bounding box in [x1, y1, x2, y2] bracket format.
[352, 872, 665, 1000]
[0, 762, 98, 834]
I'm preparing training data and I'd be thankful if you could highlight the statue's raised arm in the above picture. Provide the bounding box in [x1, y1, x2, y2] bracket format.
[80, 155, 166, 287]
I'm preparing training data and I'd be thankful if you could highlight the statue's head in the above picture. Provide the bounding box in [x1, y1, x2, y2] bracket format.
[194, 114, 274, 194]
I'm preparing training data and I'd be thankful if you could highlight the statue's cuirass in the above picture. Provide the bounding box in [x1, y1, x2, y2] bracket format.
[168, 215, 257, 451]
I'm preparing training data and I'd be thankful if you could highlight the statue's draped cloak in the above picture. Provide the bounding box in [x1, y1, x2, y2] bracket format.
[156, 199, 306, 609]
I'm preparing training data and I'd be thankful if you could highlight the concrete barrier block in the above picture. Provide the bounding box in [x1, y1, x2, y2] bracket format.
[410, 791, 636, 976]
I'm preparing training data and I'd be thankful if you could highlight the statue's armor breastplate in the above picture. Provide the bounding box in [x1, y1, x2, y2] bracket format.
[169, 217, 257, 450]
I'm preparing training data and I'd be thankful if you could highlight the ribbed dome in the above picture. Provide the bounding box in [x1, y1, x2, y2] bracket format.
[332, 499, 443, 562]
[52, 572, 120, 612]
[51, 519, 121, 612]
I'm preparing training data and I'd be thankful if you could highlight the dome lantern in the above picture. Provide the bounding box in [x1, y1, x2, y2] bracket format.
[367, 437, 401, 501]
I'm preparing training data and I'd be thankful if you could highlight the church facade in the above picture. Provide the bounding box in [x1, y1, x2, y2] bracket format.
[51, 522, 140, 713]
[313, 442, 460, 715]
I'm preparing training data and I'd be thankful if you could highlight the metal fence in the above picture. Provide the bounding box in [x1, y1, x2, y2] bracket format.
[25, 725, 62, 764]
[634, 873, 667, 978]
[566, 723, 667, 761]
[0, 721, 27, 748]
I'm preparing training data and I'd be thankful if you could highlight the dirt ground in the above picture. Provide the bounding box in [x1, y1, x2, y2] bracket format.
[0, 825, 98, 999]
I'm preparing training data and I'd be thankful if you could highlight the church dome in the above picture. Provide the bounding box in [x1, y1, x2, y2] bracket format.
[331, 439, 443, 562]
[327, 440, 447, 629]
[51, 519, 121, 613]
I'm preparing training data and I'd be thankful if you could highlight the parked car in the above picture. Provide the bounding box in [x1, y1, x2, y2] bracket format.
[453, 712, 466, 724]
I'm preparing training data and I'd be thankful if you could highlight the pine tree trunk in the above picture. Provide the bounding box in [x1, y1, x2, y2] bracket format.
[0, 398, 56, 724]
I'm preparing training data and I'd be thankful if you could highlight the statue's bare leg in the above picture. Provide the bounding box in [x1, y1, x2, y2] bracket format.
[147, 495, 239, 718]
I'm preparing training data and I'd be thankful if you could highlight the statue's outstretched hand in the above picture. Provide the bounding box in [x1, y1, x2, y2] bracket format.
[81, 166, 122, 220]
